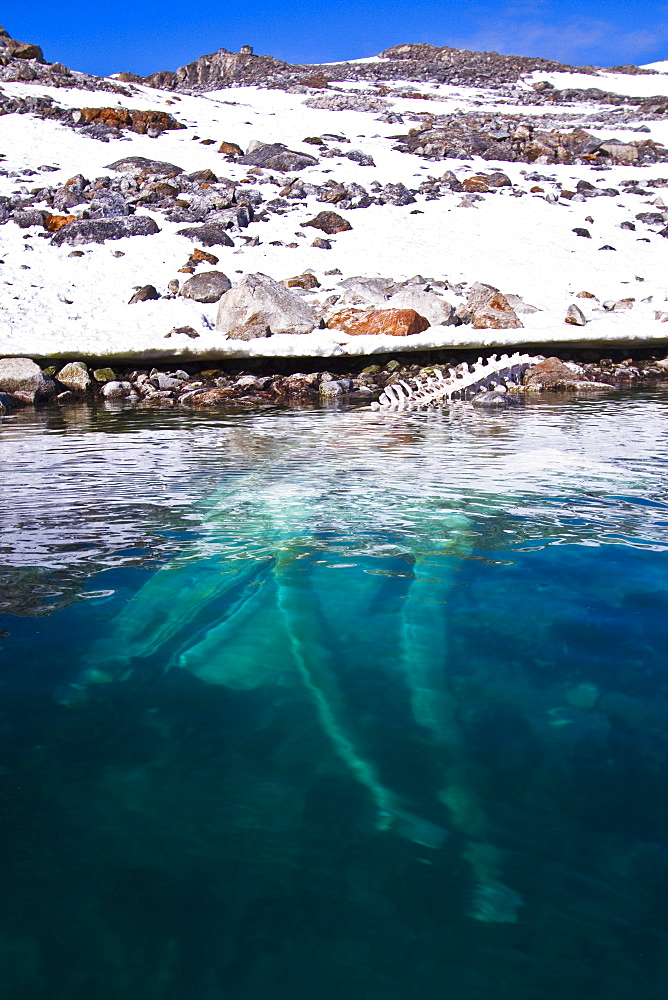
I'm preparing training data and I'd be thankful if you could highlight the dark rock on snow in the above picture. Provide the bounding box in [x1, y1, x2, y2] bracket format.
[106, 157, 184, 176]
[52, 216, 160, 245]
[302, 211, 352, 234]
[175, 224, 235, 247]
[128, 285, 160, 304]
[238, 143, 319, 171]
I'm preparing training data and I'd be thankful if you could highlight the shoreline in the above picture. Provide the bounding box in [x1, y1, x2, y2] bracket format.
[2, 347, 667, 414]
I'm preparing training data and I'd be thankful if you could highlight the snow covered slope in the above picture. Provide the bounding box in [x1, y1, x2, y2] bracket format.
[2, 30, 668, 360]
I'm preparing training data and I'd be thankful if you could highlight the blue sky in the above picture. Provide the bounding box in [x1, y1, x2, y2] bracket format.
[7, 2, 668, 77]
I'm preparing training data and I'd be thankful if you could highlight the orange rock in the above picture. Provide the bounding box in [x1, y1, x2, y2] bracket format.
[463, 176, 490, 193]
[576, 290, 596, 298]
[78, 107, 185, 134]
[471, 292, 523, 330]
[530, 185, 544, 193]
[283, 273, 320, 290]
[79, 107, 132, 128]
[328, 308, 430, 337]
[219, 141, 243, 156]
[191, 248, 219, 264]
[44, 213, 75, 232]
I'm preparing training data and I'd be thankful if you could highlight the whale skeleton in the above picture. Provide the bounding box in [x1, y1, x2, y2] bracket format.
[370, 352, 541, 411]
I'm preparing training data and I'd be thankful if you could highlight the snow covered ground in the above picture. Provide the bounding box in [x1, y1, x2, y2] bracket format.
[2, 62, 668, 360]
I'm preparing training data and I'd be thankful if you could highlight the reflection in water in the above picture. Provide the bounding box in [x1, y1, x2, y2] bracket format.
[1, 395, 668, 998]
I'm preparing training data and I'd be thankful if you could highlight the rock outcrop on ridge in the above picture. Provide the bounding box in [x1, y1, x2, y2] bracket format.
[134, 40, 658, 94]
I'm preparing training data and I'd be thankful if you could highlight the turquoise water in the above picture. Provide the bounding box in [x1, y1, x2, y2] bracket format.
[2, 393, 668, 999]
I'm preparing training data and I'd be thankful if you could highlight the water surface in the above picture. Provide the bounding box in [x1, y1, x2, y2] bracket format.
[2, 394, 668, 1000]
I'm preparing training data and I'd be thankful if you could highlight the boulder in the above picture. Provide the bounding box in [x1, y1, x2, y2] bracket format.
[56, 361, 91, 392]
[219, 141, 243, 156]
[101, 380, 132, 399]
[93, 367, 116, 382]
[176, 224, 234, 247]
[385, 288, 456, 326]
[89, 190, 129, 218]
[472, 391, 514, 407]
[320, 379, 353, 396]
[106, 156, 184, 176]
[346, 150, 375, 167]
[336, 276, 394, 306]
[463, 176, 490, 193]
[52, 216, 160, 246]
[599, 142, 639, 165]
[79, 108, 185, 136]
[13, 209, 47, 228]
[379, 182, 416, 206]
[565, 304, 587, 326]
[0, 357, 55, 403]
[504, 293, 540, 315]
[216, 273, 317, 335]
[327, 308, 430, 337]
[129, 285, 160, 304]
[485, 171, 512, 187]
[523, 357, 589, 390]
[180, 270, 231, 303]
[238, 143, 318, 171]
[45, 214, 76, 232]
[186, 169, 219, 183]
[302, 211, 352, 234]
[467, 283, 523, 330]
[283, 273, 320, 290]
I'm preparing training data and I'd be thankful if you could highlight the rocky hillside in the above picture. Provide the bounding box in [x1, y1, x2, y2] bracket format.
[1, 21, 668, 371]
[132, 40, 659, 94]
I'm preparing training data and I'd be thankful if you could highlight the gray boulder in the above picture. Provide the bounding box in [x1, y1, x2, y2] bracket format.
[472, 391, 514, 408]
[238, 143, 318, 171]
[385, 288, 456, 326]
[106, 157, 184, 176]
[52, 216, 160, 246]
[56, 361, 91, 392]
[346, 150, 376, 167]
[336, 276, 394, 306]
[89, 191, 129, 217]
[181, 271, 231, 303]
[379, 182, 416, 206]
[216, 273, 317, 335]
[13, 209, 47, 228]
[102, 380, 132, 399]
[320, 379, 353, 397]
[0, 357, 55, 403]
[565, 304, 587, 326]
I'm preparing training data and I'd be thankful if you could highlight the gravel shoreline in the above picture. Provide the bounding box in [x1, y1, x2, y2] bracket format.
[2, 346, 668, 415]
